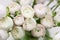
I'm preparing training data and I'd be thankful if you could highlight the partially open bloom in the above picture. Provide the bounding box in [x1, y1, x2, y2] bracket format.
[0, 17, 13, 31]
[0, 4, 7, 19]
[8, 2, 20, 15]
[20, 0, 34, 6]
[0, 29, 8, 40]
[34, 4, 47, 18]
[41, 15, 55, 28]
[32, 24, 45, 37]
[11, 26, 25, 40]
[7, 32, 14, 40]
[14, 15, 24, 26]
[21, 5, 34, 18]
[23, 18, 36, 31]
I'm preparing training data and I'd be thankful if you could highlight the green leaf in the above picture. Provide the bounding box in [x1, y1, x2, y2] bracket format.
[57, 0, 60, 5]
[32, 0, 36, 8]
[56, 22, 60, 26]
[14, 11, 20, 17]
[52, 12, 56, 17]
[6, 7, 10, 17]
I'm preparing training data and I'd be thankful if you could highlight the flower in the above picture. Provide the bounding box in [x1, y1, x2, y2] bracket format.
[41, 15, 55, 28]
[34, 3, 47, 18]
[14, 15, 24, 26]
[32, 24, 45, 37]
[23, 18, 36, 31]
[8, 2, 20, 15]
[21, 5, 34, 18]
[0, 17, 13, 31]
[48, 27, 60, 38]
[11, 26, 25, 40]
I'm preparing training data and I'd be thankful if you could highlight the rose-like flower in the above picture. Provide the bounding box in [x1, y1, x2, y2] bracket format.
[23, 18, 36, 31]
[32, 24, 45, 37]
[11, 26, 25, 40]
[14, 15, 24, 26]
[48, 27, 60, 38]
[34, 4, 47, 18]
[41, 15, 55, 28]
[20, 0, 34, 6]
[8, 2, 20, 15]
[21, 5, 34, 18]
[0, 17, 13, 31]
[0, 4, 7, 19]
[0, 29, 8, 40]
[7, 32, 14, 40]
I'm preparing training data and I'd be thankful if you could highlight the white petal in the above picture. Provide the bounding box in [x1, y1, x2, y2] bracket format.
[0, 4, 6, 19]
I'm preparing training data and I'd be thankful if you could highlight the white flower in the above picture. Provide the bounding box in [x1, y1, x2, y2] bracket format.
[20, 0, 34, 6]
[23, 18, 36, 31]
[8, 2, 20, 15]
[11, 26, 25, 40]
[14, 15, 24, 26]
[53, 32, 60, 40]
[21, 5, 34, 18]
[48, 27, 60, 38]
[41, 15, 55, 28]
[0, 17, 13, 31]
[0, 29, 8, 40]
[0, 4, 7, 19]
[54, 13, 60, 22]
[34, 4, 47, 18]
[7, 32, 14, 40]
[32, 24, 45, 37]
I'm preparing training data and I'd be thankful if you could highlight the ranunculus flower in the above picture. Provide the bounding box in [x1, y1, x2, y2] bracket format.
[34, 4, 47, 18]
[14, 15, 24, 26]
[8, 2, 20, 15]
[0, 17, 13, 31]
[41, 15, 55, 28]
[32, 24, 45, 37]
[11, 26, 25, 40]
[23, 18, 36, 31]
[21, 5, 34, 18]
